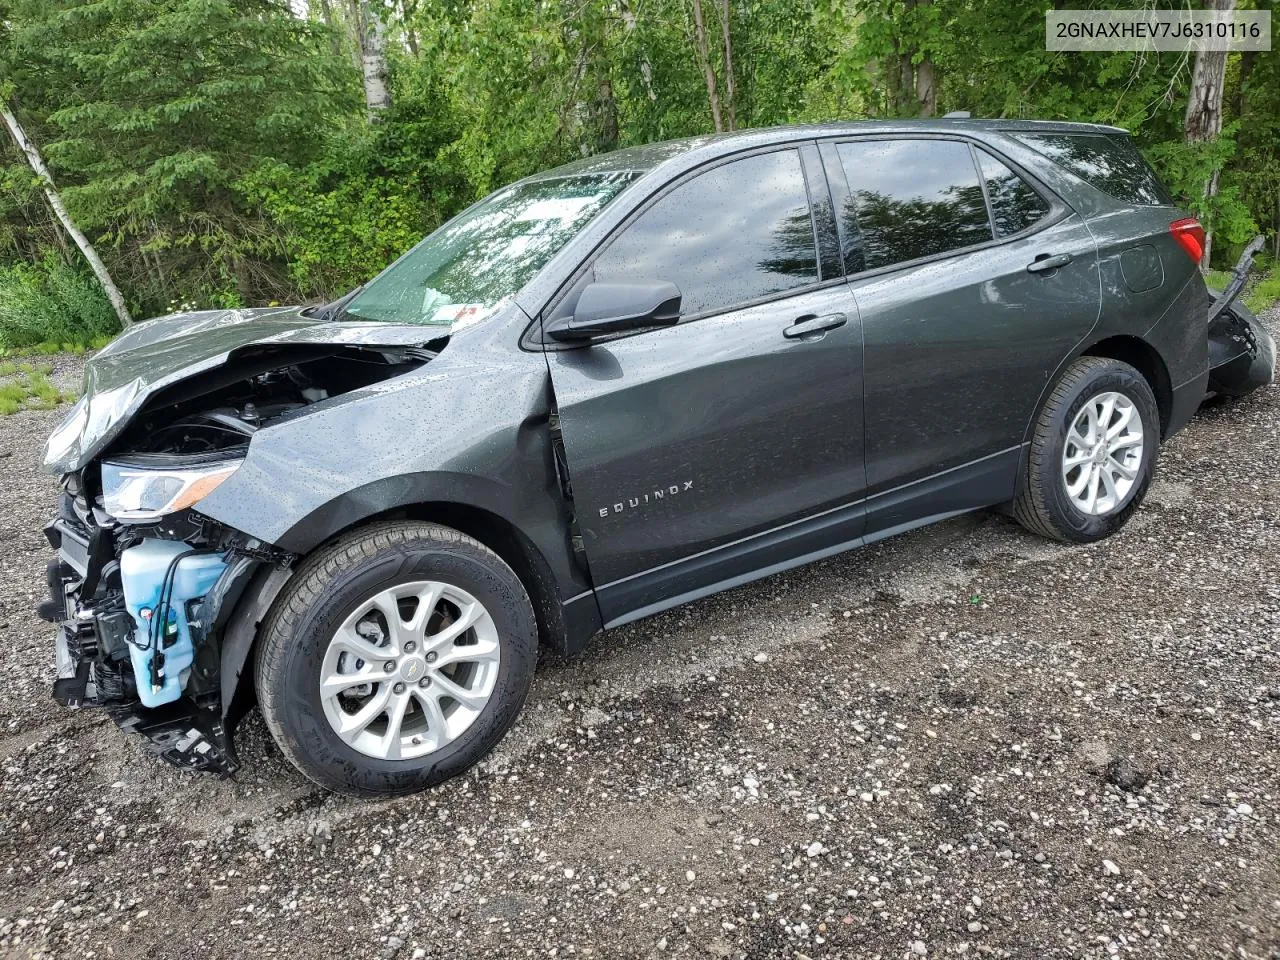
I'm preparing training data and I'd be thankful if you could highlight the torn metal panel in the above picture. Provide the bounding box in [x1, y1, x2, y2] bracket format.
[43, 305, 444, 474]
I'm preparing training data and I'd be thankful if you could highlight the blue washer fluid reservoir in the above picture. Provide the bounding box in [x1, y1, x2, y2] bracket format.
[119, 540, 228, 709]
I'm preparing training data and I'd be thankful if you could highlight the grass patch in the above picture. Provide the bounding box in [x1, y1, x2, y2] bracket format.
[1203, 261, 1280, 315]
[0, 361, 77, 415]
[0, 334, 112, 359]
[0, 253, 120, 351]
[1203, 268, 1232, 290]
[1244, 268, 1280, 314]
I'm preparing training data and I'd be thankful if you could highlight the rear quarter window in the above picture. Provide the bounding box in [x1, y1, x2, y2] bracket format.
[1017, 133, 1172, 206]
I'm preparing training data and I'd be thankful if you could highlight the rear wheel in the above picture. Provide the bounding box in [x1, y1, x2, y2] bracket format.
[1013, 357, 1159, 543]
[255, 521, 537, 797]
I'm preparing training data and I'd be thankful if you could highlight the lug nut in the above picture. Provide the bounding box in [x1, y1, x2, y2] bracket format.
[383, 661, 396, 673]
[418, 676, 431, 688]
[425, 652, 437, 663]
[404, 641, 416, 653]
[393, 682, 406, 694]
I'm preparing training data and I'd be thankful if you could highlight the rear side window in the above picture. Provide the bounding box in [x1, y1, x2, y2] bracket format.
[1018, 133, 1172, 206]
[977, 151, 1050, 237]
[834, 139, 992, 271]
[593, 149, 817, 317]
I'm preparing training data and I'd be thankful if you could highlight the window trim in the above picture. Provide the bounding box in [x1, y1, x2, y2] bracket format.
[531, 141, 835, 349]
[800, 142, 844, 280]
[970, 143, 999, 239]
[819, 133, 1070, 284]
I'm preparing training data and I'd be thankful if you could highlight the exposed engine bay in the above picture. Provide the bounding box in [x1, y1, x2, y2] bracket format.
[41, 342, 434, 774]
[114, 346, 433, 455]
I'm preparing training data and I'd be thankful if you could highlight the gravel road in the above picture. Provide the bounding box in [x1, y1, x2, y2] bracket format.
[1, 314, 1277, 960]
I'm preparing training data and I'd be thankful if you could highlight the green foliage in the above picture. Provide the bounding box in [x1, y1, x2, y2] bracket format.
[0, 251, 119, 349]
[1147, 131, 1257, 250]
[1244, 263, 1280, 314]
[2, 0, 357, 312]
[240, 71, 467, 299]
[3, 0, 1280, 330]
[0, 360, 75, 415]
[242, 155, 429, 301]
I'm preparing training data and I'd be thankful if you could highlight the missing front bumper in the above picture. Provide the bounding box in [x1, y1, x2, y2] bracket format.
[44, 499, 242, 777]
[50, 607, 240, 776]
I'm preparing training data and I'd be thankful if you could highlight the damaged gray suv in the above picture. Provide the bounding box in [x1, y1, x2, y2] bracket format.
[39, 120, 1273, 796]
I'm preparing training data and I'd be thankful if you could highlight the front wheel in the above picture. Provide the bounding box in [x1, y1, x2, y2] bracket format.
[1013, 357, 1160, 544]
[255, 521, 537, 797]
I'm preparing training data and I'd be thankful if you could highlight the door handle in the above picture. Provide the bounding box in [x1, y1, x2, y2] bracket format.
[1027, 253, 1073, 274]
[783, 312, 847, 339]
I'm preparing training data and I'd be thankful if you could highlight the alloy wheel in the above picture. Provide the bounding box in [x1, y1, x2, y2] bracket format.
[318, 580, 500, 761]
[1061, 390, 1145, 517]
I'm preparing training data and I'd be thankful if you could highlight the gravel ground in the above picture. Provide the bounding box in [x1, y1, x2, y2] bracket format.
[1, 313, 1278, 960]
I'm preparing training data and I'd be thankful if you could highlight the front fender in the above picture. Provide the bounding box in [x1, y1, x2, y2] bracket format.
[270, 470, 547, 555]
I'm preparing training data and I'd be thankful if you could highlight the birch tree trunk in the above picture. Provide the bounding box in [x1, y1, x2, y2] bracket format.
[1, 101, 132, 328]
[691, 0, 723, 132]
[1184, 0, 1235, 268]
[717, 0, 736, 131]
[620, 0, 658, 102]
[358, 0, 392, 119]
[915, 56, 936, 116]
[913, 0, 936, 117]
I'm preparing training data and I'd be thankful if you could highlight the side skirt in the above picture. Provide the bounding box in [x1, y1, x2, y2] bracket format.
[596, 445, 1024, 631]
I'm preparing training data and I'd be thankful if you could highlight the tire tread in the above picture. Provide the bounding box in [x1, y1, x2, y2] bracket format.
[254, 521, 534, 796]
[1013, 356, 1143, 543]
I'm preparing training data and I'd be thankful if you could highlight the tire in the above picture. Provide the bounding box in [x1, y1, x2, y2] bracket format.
[1013, 357, 1160, 544]
[255, 521, 537, 797]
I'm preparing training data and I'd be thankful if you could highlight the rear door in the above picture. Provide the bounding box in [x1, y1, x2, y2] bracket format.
[544, 145, 866, 625]
[823, 136, 1101, 536]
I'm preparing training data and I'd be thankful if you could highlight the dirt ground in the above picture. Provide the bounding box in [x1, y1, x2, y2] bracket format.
[0, 314, 1277, 960]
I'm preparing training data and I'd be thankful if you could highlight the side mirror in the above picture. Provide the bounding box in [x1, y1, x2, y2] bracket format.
[547, 281, 681, 343]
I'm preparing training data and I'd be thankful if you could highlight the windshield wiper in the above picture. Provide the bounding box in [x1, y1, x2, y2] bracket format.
[302, 285, 365, 323]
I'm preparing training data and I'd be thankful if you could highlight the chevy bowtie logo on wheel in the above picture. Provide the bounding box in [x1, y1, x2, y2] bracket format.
[598, 480, 695, 518]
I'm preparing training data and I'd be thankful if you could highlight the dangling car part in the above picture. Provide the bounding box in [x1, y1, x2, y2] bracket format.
[1206, 235, 1276, 399]
[35, 120, 1273, 796]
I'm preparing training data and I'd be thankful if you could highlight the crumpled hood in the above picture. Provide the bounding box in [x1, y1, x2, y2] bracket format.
[43, 305, 441, 474]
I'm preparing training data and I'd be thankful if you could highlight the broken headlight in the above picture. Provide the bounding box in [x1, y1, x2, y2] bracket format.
[101, 456, 242, 521]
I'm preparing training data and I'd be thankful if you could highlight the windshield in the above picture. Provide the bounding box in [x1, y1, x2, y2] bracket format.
[343, 171, 639, 327]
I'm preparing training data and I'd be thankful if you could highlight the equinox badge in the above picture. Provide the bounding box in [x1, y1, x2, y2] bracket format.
[599, 480, 695, 518]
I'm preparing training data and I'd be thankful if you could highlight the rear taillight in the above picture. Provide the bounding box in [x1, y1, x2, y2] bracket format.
[1170, 218, 1206, 263]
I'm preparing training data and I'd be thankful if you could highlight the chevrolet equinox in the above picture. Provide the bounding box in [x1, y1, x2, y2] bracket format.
[38, 120, 1274, 796]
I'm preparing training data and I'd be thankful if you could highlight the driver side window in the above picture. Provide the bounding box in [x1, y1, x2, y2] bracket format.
[593, 149, 819, 318]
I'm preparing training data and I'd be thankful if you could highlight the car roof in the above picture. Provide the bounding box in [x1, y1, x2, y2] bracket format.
[527, 119, 1131, 181]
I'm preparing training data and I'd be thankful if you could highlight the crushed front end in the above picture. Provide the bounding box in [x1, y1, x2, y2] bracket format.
[37, 305, 439, 776]
[41, 483, 251, 774]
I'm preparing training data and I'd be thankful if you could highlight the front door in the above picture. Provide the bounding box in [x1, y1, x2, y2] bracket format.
[544, 147, 866, 625]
